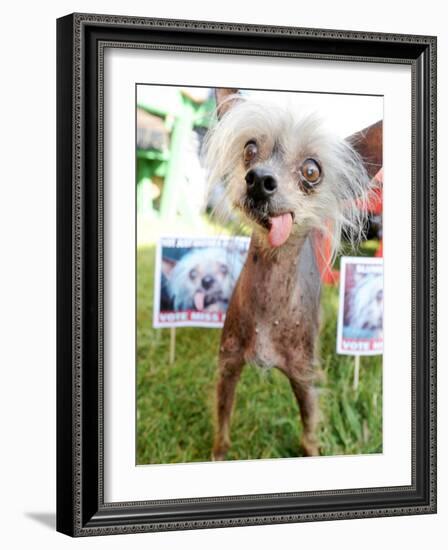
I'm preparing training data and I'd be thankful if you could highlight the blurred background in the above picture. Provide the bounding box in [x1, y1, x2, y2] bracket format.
[136, 85, 383, 465]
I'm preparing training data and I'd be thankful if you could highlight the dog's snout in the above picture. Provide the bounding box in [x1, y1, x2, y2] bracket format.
[201, 275, 215, 290]
[245, 168, 277, 200]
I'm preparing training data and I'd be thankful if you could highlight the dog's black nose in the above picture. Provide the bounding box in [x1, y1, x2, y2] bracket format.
[245, 168, 277, 200]
[202, 275, 215, 290]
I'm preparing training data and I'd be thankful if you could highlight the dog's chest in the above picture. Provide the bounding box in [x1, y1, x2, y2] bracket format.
[244, 288, 314, 369]
[227, 237, 320, 369]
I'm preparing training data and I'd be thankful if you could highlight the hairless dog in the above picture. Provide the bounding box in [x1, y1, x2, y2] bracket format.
[205, 89, 382, 460]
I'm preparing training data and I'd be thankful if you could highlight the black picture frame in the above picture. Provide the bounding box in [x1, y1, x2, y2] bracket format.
[56, 13, 437, 537]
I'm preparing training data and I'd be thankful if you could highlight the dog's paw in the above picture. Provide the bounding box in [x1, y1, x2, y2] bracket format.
[301, 435, 320, 457]
[211, 451, 226, 461]
[211, 444, 229, 461]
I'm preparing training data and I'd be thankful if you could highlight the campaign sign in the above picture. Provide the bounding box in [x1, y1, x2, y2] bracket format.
[153, 236, 250, 328]
[336, 256, 383, 356]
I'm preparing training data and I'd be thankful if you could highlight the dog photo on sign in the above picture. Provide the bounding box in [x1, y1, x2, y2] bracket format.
[154, 236, 249, 326]
[136, 84, 383, 465]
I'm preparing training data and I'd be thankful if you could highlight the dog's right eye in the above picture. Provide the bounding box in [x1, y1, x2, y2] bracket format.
[243, 141, 258, 164]
[189, 269, 197, 280]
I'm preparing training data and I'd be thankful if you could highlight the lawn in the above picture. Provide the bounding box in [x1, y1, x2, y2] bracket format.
[136, 245, 382, 464]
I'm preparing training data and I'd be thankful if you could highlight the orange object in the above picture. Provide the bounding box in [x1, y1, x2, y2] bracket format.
[315, 168, 383, 283]
[312, 227, 340, 286]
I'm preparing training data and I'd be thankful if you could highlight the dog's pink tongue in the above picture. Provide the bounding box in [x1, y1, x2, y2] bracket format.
[268, 213, 293, 248]
[194, 291, 205, 311]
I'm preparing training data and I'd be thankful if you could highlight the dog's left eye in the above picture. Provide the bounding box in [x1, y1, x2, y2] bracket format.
[300, 158, 322, 187]
[219, 264, 229, 276]
[243, 141, 258, 164]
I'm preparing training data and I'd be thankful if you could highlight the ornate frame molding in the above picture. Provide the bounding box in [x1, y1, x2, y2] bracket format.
[57, 13, 437, 537]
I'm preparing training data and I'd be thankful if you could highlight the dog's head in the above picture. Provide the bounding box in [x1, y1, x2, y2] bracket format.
[205, 89, 378, 256]
[163, 247, 244, 312]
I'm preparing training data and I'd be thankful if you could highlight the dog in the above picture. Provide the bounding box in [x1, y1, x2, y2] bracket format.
[162, 246, 245, 313]
[204, 88, 381, 460]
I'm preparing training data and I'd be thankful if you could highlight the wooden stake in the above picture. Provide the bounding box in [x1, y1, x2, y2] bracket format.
[169, 327, 176, 364]
[353, 355, 360, 391]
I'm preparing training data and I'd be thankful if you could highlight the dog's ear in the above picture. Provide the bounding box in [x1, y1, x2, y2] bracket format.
[215, 88, 240, 119]
[162, 257, 176, 278]
[347, 120, 383, 179]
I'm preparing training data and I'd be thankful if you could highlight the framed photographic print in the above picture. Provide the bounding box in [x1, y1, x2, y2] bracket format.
[56, 13, 437, 537]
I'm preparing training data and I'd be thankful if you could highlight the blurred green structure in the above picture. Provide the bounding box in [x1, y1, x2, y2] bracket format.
[137, 87, 215, 224]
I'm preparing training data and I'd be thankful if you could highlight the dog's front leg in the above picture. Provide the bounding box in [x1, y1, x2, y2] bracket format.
[212, 349, 244, 461]
[288, 374, 320, 457]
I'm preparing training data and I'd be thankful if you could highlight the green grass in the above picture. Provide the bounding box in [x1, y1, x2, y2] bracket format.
[137, 245, 382, 464]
